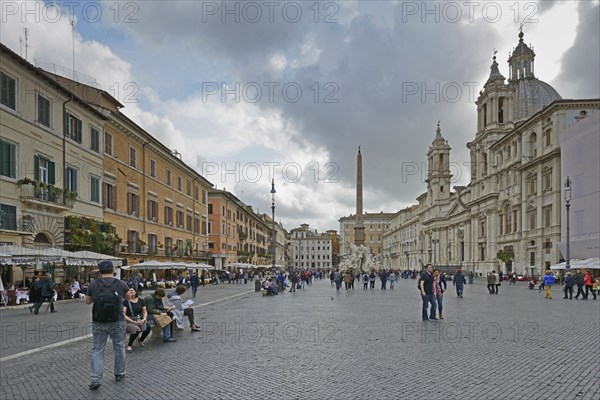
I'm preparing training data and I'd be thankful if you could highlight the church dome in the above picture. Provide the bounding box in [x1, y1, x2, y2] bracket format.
[511, 77, 562, 121]
[507, 30, 562, 121]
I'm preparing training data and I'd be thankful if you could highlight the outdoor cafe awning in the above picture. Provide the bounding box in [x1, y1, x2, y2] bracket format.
[122, 260, 188, 270]
[229, 263, 254, 269]
[0, 246, 75, 265]
[185, 263, 214, 270]
[65, 250, 124, 267]
[550, 258, 600, 270]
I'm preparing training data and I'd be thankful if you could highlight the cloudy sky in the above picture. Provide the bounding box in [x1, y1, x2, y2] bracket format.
[2, 0, 598, 232]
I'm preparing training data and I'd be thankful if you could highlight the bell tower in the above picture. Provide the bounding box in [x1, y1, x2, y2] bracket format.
[426, 122, 452, 204]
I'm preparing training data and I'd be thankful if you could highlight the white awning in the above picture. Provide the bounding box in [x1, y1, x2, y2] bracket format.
[550, 258, 600, 270]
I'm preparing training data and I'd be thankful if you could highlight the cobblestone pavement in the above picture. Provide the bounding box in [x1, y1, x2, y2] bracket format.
[1, 278, 598, 400]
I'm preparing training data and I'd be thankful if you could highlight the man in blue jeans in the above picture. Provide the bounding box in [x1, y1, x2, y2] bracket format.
[85, 260, 130, 390]
[420, 264, 437, 321]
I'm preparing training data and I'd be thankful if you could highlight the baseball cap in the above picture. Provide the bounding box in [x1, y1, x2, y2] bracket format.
[98, 260, 114, 272]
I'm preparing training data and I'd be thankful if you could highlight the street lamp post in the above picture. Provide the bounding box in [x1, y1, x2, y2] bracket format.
[271, 179, 276, 274]
[564, 177, 572, 270]
[432, 238, 439, 266]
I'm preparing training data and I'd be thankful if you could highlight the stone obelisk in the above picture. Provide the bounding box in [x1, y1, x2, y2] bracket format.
[354, 146, 365, 246]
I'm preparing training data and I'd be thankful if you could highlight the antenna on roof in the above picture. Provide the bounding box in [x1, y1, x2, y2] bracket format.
[20, 28, 30, 61]
[71, 16, 75, 78]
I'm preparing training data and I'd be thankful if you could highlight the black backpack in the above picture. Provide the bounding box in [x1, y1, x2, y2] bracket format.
[30, 281, 42, 298]
[92, 279, 121, 323]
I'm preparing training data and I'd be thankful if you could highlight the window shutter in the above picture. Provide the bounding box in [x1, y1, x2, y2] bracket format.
[102, 183, 108, 208]
[34, 156, 40, 181]
[77, 119, 82, 143]
[111, 186, 117, 210]
[0, 141, 5, 176]
[48, 161, 55, 185]
[135, 195, 140, 215]
[148, 200, 152, 219]
[0, 141, 13, 177]
[64, 112, 68, 136]
[127, 193, 132, 214]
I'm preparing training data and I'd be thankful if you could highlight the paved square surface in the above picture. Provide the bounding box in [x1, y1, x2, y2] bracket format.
[1, 278, 598, 399]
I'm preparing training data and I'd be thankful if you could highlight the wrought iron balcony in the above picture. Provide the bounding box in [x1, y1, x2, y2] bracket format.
[19, 184, 74, 210]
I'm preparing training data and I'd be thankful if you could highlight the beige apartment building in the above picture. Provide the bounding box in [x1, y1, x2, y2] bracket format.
[339, 213, 394, 259]
[43, 71, 213, 267]
[0, 43, 106, 283]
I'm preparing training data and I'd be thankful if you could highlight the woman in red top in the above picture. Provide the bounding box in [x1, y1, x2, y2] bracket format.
[583, 271, 597, 300]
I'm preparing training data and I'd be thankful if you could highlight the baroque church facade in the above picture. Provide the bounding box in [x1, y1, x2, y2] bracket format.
[383, 31, 600, 277]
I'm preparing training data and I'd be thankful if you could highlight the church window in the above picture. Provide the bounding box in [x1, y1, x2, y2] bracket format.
[498, 97, 504, 123]
[482, 104, 488, 126]
[544, 129, 551, 147]
[440, 186, 444, 193]
[482, 153, 488, 177]
[542, 168, 552, 192]
[527, 209, 537, 230]
[504, 204, 512, 234]
[543, 206, 552, 227]
[529, 133, 537, 158]
[528, 174, 537, 196]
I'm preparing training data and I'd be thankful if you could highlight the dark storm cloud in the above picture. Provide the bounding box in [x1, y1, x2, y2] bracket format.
[113, 1, 589, 230]
[555, 2, 600, 98]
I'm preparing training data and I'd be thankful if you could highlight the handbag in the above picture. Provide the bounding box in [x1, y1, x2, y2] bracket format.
[127, 301, 143, 333]
[154, 313, 172, 329]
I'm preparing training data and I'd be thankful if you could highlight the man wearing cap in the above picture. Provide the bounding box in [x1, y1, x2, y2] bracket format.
[85, 260, 130, 390]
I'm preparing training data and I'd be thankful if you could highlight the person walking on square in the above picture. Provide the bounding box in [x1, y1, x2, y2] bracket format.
[420, 264, 436, 321]
[380, 269, 388, 290]
[362, 272, 369, 290]
[33, 273, 56, 314]
[494, 270, 501, 295]
[433, 269, 445, 319]
[453, 269, 465, 298]
[468, 271, 474, 284]
[389, 270, 396, 290]
[487, 271, 497, 294]
[85, 260, 130, 390]
[543, 270, 555, 299]
[563, 272, 574, 299]
[333, 269, 341, 291]
[574, 269, 585, 299]
[27, 276, 42, 313]
[583, 270, 597, 300]
[369, 270, 376, 289]
[190, 273, 200, 298]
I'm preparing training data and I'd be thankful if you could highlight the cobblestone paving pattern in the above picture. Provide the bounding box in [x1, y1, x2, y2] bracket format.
[0, 279, 598, 400]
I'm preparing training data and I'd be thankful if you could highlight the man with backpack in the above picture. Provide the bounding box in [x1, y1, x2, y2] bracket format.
[85, 260, 130, 390]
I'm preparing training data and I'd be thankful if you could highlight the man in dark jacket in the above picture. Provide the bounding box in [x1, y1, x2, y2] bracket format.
[453, 269, 465, 298]
[563, 272, 575, 299]
[574, 270, 585, 299]
[190, 274, 200, 298]
[32, 273, 56, 314]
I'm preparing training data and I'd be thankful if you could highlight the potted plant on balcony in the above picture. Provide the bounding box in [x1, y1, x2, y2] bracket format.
[15, 177, 35, 188]
[65, 190, 78, 205]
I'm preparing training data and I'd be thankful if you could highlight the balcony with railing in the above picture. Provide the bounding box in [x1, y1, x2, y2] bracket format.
[0, 213, 35, 234]
[18, 182, 75, 210]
